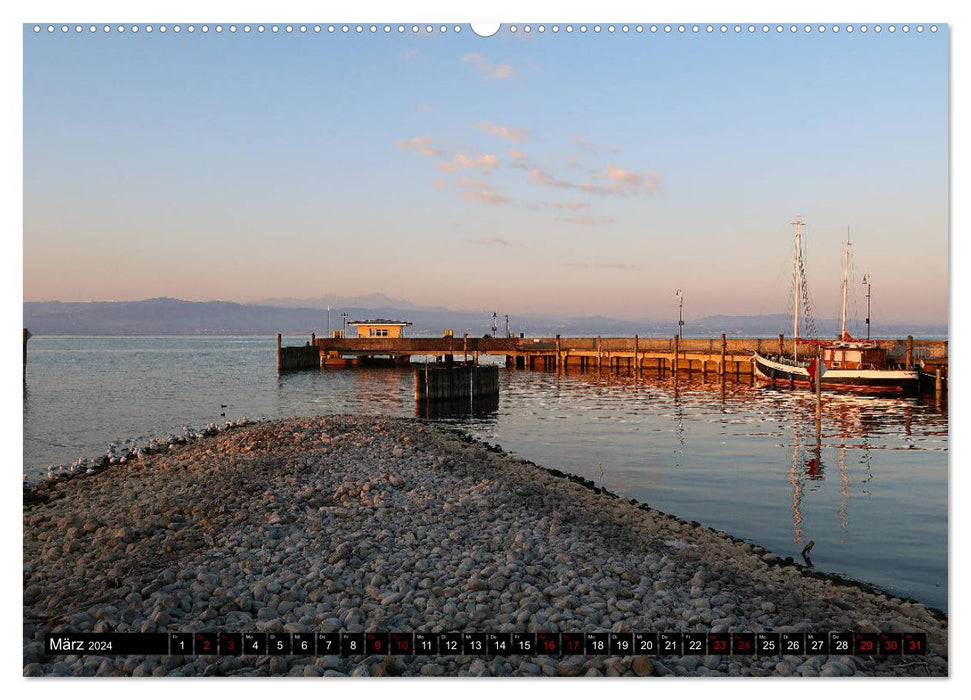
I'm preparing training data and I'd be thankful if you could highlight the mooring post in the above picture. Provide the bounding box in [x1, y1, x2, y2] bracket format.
[276, 333, 282, 372]
[463, 333, 468, 364]
[815, 346, 823, 438]
[311, 333, 316, 346]
[556, 334, 562, 370]
[634, 334, 639, 379]
[906, 335, 914, 369]
[721, 333, 727, 377]
[778, 333, 784, 357]
[597, 336, 602, 371]
[674, 334, 680, 376]
[935, 368, 943, 395]
[23, 328, 30, 381]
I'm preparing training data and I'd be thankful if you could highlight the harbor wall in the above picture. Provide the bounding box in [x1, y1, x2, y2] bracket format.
[277, 334, 320, 371]
[414, 364, 500, 402]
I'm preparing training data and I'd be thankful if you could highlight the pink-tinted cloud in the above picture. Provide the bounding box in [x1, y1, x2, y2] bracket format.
[462, 53, 515, 81]
[439, 152, 500, 174]
[554, 200, 590, 210]
[509, 149, 534, 170]
[469, 236, 515, 246]
[431, 179, 447, 189]
[395, 136, 443, 158]
[598, 163, 662, 195]
[573, 136, 620, 154]
[477, 120, 530, 144]
[527, 162, 661, 197]
[458, 176, 510, 205]
[402, 48, 421, 59]
[560, 215, 616, 226]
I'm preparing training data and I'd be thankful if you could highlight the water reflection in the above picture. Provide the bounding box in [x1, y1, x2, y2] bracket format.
[23, 336, 948, 610]
[416, 394, 500, 420]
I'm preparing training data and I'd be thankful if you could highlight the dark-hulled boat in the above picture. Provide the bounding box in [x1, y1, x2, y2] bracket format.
[753, 341, 919, 395]
[752, 219, 919, 396]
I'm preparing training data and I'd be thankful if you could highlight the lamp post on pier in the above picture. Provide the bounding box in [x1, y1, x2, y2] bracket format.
[862, 274, 871, 340]
[676, 289, 684, 335]
[341, 312, 348, 336]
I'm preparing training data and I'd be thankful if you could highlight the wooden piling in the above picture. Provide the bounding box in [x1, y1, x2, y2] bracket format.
[556, 334, 562, 370]
[634, 334, 639, 378]
[720, 333, 727, 377]
[463, 333, 468, 364]
[415, 364, 499, 401]
[674, 334, 680, 376]
[906, 335, 914, 368]
[276, 333, 282, 372]
[815, 347, 823, 438]
[935, 368, 943, 394]
[23, 328, 31, 380]
[778, 333, 784, 356]
[597, 336, 602, 371]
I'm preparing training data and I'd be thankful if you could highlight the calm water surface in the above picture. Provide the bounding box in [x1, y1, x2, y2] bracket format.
[23, 336, 948, 611]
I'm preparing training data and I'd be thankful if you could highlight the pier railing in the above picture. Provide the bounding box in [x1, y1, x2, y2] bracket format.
[312, 335, 947, 358]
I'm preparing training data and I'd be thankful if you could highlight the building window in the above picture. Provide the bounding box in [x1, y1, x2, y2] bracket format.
[369, 328, 389, 337]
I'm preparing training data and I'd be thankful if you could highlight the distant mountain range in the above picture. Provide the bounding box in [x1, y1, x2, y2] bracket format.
[22, 298, 947, 339]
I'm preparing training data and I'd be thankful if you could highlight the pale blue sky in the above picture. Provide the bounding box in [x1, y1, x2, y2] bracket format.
[23, 24, 948, 322]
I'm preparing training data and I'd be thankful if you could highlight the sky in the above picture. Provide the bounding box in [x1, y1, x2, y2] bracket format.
[22, 22, 948, 324]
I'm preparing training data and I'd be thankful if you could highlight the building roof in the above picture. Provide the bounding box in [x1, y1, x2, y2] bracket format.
[347, 319, 412, 326]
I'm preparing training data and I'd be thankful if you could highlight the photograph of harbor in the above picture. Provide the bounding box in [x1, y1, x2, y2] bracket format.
[22, 17, 948, 680]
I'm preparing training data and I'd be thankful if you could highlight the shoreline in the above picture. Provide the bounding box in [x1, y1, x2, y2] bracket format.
[23, 414, 947, 677]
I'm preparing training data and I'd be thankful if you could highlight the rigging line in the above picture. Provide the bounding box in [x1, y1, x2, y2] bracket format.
[798, 254, 819, 340]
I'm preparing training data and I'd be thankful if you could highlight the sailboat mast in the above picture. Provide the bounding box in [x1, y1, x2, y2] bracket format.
[840, 227, 851, 340]
[792, 218, 803, 361]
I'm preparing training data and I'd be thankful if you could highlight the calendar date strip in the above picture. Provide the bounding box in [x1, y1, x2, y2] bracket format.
[44, 631, 926, 657]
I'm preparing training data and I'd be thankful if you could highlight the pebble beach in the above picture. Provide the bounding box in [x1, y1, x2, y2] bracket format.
[22, 414, 948, 677]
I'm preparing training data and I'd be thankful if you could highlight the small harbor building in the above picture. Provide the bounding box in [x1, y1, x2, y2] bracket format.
[348, 319, 413, 338]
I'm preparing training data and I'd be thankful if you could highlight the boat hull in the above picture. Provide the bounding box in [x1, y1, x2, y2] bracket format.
[753, 353, 919, 395]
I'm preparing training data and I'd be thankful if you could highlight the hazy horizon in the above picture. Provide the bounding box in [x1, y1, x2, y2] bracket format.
[24, 24, 948, 324]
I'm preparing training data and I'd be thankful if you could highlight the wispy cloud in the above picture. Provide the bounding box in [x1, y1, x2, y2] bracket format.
[527, 163, 661, 197]
[396, 136, 443, 158]
[416, 104, 434, 112]
[402, 48, 421, 59]
[554, 200, 590, 210]
[477, 120, 530, 144]
[509, 148, 532, 169]
[458, 176, 510, 205]
[469, 236, 516, 246]
[462, 53, 515, 81]
[567, 262, 638, 270]
[560, 215, 616, 226]
[573, 137, 620, 154]
[439, 152, 500, 174]
[431, 179, 447, 189]
[598, 164, 662, 195]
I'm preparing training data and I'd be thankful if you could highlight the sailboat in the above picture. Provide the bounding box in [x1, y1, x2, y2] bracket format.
[752, 220, 919, 395]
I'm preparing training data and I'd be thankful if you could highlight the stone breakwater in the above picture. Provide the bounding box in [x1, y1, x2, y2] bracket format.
[23, 415, 947, 677]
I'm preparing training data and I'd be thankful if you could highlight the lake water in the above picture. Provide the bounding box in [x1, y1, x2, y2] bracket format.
[23, 336, 948, 611]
